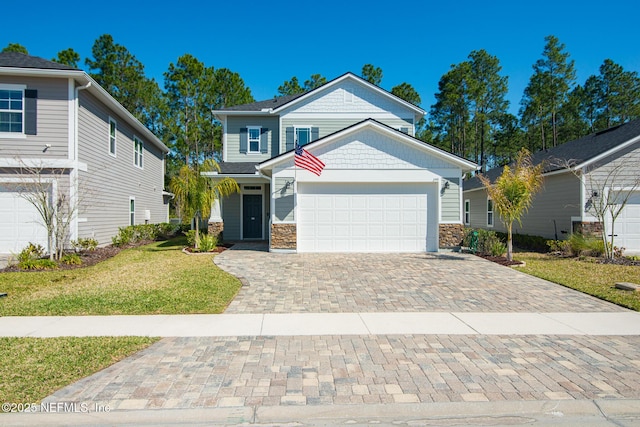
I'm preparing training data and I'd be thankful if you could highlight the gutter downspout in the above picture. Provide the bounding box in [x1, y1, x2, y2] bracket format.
[70, 80, 91, 243]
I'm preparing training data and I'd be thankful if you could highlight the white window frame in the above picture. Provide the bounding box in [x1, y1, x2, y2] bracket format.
[487, 197, 494, 227]
[295, 126, 312, 147]
[0, 84, 26, 138]
[134, 136, 143, 169]
[464, 199, 470, 225]
[129, 197, 135, 226]
[108, 117, 117, 156]
[247, 126, 261, 154]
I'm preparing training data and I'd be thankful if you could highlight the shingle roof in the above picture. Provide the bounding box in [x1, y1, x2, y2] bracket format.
[0, 51, 80, 71]
[220, 93, 306, 112]
[218, 162, 260, 174]
[464, 118, 640, 190]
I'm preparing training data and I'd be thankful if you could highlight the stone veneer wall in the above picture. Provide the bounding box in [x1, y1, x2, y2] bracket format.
[573, 221, 603, 237]
[439, 223, 465, 248]
[208, 222, 224, 241]
[271, 224, 297, 250]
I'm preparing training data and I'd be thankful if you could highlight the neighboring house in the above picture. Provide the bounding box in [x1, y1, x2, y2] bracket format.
[464, 119, 640, 252]
[0, 52, 169, 254]
[209, 72, 477, 252]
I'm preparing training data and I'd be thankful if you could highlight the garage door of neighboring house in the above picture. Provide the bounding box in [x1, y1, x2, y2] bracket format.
[0, 184, 48, 254]
[611, 191, 640, 253]
[297, 182, 437, 252]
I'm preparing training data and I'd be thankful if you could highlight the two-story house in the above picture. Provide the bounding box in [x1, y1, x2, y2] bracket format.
[0, 52, 169, 254]
[209, 73, 477, 252]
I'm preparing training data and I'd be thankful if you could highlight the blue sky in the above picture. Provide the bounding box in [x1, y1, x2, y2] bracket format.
[4, 0, 639, 116]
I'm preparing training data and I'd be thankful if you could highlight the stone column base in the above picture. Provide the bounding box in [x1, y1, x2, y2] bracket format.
[208, 222, 224, 241]
[439, 223, 465, 248]
[271, 223, 297, 250]
[572, 221, 603, 237]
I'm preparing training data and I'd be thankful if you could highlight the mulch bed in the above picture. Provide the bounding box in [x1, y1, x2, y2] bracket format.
[472, 253, 525, 267]
[3, 241, 232, 272]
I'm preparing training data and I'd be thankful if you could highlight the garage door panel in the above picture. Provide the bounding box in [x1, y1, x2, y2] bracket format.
[297, 183, 437, 252]
[611, 191, 640, 252]
[0, 186, 48, 254]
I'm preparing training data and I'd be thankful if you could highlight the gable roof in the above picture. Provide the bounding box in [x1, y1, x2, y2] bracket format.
[0, 52, 168, 153]
[464, 118, 640, 191]
[214, 72, 425, 121]
[0, 51, 80, 71]
[258, 118, 477, 173]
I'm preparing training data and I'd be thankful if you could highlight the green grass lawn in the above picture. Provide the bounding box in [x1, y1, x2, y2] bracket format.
[0, 238, 242, 316]
[516, 252, 640, 311]
[0, 337, 158, 407]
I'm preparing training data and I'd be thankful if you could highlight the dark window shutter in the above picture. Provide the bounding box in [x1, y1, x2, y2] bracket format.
[260, 128, 268, 153]
[285, 127, 294, 151]
[24, 89, 37, 135]
[311, 127, 319, 142]
[239, 127, 248, 153]
[400, 127, 409, 134]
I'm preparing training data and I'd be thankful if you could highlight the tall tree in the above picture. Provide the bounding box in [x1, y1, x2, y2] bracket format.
[361, 64, 383, 85]
[52, 48, 80, 68]
[277, 74, 327, 96]
[520, 35, 576, 150]
[467, 50, 509, 171]
[391, 82, 421, 106]
[1, 43, 28, 54]
[164, 54, 207, 165]
[590, 59, 640, 131]
[85, 34, 157, 122]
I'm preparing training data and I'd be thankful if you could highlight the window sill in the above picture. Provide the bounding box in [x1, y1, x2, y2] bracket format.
[0, 132, 27, 139]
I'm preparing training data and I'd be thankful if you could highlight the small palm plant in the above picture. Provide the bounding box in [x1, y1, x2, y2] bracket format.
[478, 148, 544, 261]
[169, 159, 239, 250]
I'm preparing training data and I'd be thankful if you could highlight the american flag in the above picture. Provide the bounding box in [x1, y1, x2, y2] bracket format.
[295, 143, 325, 176]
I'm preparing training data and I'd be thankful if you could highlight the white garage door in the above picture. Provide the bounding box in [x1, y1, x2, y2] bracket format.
[0, 185, 48, 254]
[612, 192, 640, 253]
[297, 183, 437, 252]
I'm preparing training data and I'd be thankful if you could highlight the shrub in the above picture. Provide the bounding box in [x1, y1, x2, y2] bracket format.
[18, 259, 58, 270]
[17, 243, 45, 263]
[112, 223, 177, 247]
[550, 233, 606, 257]
[61, 253, 82, 265]
[198, 234, 218, 252]
[71, 238, 98, 252]
[496, 232, 549, 253]
[463, 228, 506, 256]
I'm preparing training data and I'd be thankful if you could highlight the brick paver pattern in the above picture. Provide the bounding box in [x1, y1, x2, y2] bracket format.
[46, 335, 640, 410]
[216, 246, 624, 313]
[45, 245, 637, 410]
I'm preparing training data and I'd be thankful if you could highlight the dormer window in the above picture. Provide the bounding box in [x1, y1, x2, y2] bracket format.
[248, 126, 261, 153]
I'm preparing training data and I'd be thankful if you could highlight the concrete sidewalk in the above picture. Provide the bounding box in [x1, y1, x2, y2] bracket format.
[2, 311, 640, 337]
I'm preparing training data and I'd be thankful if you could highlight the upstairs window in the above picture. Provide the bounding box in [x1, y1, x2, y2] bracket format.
[0, 88, 23, 133]
[248, 126, 261, 153]
[487, 198, 494, 227]
[296, 127, 311, 146]
[109, 118, 117, 156]
[134, 136, 143, 168]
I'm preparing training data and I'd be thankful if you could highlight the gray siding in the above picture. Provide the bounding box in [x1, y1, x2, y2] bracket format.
[273, 177, 295, 222]
[77, 90, 167, 245]
[221, 192, 241, 240]
[280, 117, 413, 153]
[226, 116, 280, 162]
[0, 76, 69, 159]
[441, 177, 460, 222]
[465, 172, 581, 239]
[586, 142, 640, 199]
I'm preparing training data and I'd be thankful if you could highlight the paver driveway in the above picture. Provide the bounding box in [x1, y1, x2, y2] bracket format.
[216, 244, 624, 313]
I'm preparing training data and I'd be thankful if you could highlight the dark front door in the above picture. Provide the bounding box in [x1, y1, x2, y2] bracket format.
[243, 194, 262, 239]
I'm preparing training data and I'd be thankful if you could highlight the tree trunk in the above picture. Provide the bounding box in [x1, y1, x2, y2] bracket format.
[506, 222, 513, 261]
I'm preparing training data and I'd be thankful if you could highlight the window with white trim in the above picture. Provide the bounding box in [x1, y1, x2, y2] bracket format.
[0, 87, 24, 133]
[464, 199, 470, 225]
[134, 136, 143, 168]
[295, 127, 311, 146]
[109, 118, 117, 156]
[129, 198, 135, 225]
[248, 126, 261, 153]
[487, 198, 494, 227]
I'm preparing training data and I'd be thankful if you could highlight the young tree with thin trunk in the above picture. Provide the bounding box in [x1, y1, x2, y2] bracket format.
[478, 149, 544, 261]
